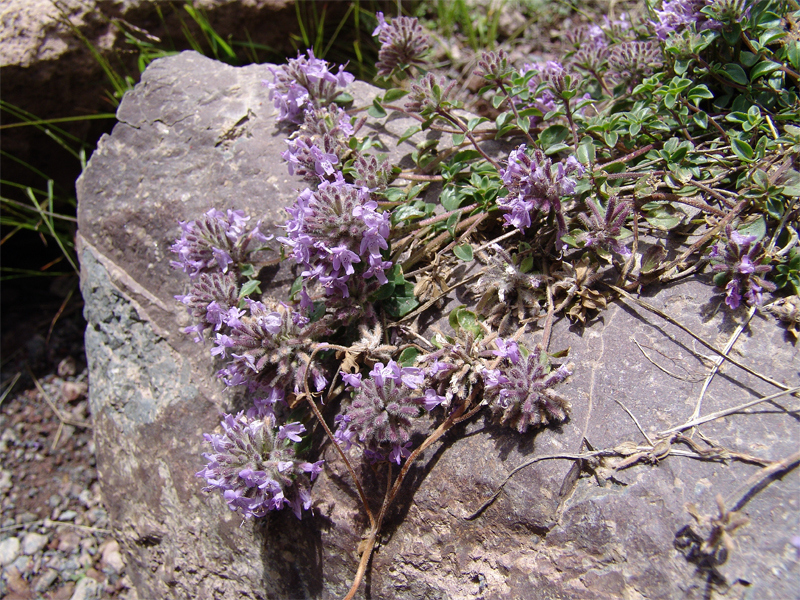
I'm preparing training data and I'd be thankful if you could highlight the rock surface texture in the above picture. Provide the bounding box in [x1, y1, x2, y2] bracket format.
[77, 52, 800, 599]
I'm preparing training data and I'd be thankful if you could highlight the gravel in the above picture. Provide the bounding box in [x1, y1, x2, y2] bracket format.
[0, 309, 136, 599]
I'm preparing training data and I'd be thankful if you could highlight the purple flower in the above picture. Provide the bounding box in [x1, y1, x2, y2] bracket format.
[196, 412, 316, 519]
[373, 13, 431, 78]
[340, 359, 423, 454]
[421, 388, 446, 411]
[709, 225, 776, 309]
[279, 177, 392, 297]
[278, 422, 306, 443]
[218, 299, 326, 393]
[170, 209, 269, 278]
[492, 338, 521, 364]
[300, 460, 325, 481]
[341, 371, 363, 388]
[484, 346, 571, 433]
[389, 441, 412, 465]
[267, 50, 354, 124]
[577, 196, 632, 256]
[498, 145, 584, 242]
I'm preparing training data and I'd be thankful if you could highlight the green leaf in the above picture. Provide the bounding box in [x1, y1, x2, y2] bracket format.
[731, 137, 754, 161]
[516, 115, 531, 132]
[467, 117, 488, 131]
[641, 203, 685, 230]
[452, 133, 465, 145]
[687, 84, 714, 105]
[398, 125, 421, 144]
[385, 282, 419, 318]
[240, 263, 256, 278]
[448, 305, 466, 331]
[492, 94, 506, 109]
[603, 131, 618, 148]
[334, 92, 353, 105]
[453, 243, 474, 262]
[289, 275, 304, 300]
[441, 187, 463, 211]
[722, 63, 748, 86]
[750, 60, 781, 82]
[239, 279, 261, 298]
[368, 98, 387, 118]
[693, 110, 708, 129]
[369, 280, 396, 301]
[539, 124, 569, 149]
[576, 138, 596, 165]
[398, 347, 420, 367]
[788, 42, 800, 70]
[738, 216, 767, 241]
[383, 88, 410, 103]
[446, 212, 460, 238]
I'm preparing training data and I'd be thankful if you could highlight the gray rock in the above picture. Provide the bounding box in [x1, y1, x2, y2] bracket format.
[69, 576, 101, 600]
[0, 537, 20, 566]
[58, 510, 78, 522]
[21, 532, 48, 555]
[77, 51, 800, 600]
[11, 554, 31, 574]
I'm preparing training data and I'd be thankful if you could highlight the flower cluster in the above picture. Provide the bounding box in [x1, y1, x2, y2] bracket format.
[197, 411, 323, 519]
[483, 342, 571, 433]
[267, 50, 354, 124]
[576, 196, 632, 256]
[215, 298, 327, 394]
[498, 144, 585, 241]
[353, 154, 393, 193]
[175, 271, 240, 342]
[282, 105, 356, 183]
[170, 209, 270, 278]
[652, 0, 707, 39]
[417, 327, 494, 410]
[336, 360, 432, 463]
[373, 12, 431, 78]
[607, 41, 663, 89]
[474, 49, 515, 87]
[404, 73, 458, 116]
[709, 226, 776, 309]
[280, 175, 392, 297]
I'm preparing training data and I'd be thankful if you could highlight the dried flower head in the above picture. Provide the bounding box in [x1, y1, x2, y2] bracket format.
[484, 344, 571, 433]
[498, 144, 585, 241]
[709, 225, 776, 309]
[373, 12, 431, 78]
[764, 295, 800, 340]
[577, 196, 632, 256]
[552, 256, 608, 323]
[170, 209, 270, 278]
[475, 244, 544, 333]
[336, 360, 426, 463]
[267, 50, 354, 124]
[197, 411, 323, 519]
[280, 175, 392, 297]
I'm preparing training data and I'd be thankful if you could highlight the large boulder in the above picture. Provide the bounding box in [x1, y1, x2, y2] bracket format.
[77, 51, 800, 599]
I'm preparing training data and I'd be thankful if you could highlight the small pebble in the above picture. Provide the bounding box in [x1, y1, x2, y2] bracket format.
[99, 540, 124, 574]
[22, 532, 49, 555]
[57, 532, 81, 554]
[59, 510, 78, 521]
[34, 567, 59, 592]
[69, 575, 101, 600]
[0, 537, 21, 566]
[11, 553, 31, 574]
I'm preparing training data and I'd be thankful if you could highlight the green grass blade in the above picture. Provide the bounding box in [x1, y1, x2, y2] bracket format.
[25, 187, 79, 274]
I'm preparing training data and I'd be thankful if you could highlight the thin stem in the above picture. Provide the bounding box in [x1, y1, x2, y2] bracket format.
[305, 345, 376, 530]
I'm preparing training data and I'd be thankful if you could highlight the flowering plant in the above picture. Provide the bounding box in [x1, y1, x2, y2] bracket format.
[170, 1, 800, 595]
